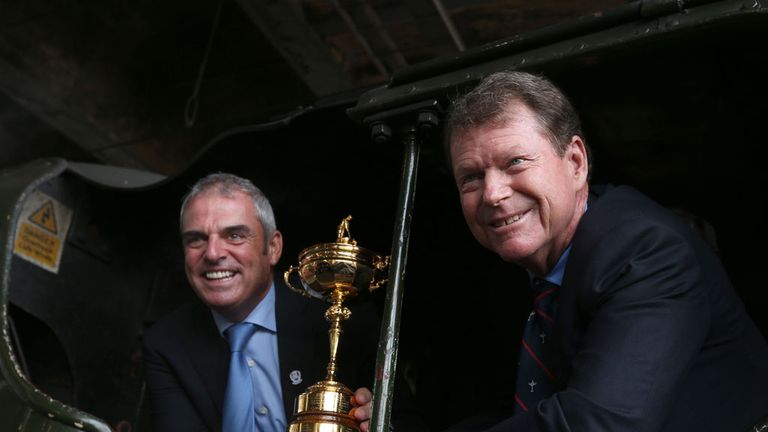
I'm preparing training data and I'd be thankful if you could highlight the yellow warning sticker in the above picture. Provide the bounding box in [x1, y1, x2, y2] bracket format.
[13, 191, 72, 274]
[28, 200, 59, 234]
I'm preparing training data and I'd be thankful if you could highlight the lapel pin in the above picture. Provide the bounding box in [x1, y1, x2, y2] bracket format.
[289, 370, 302, 385]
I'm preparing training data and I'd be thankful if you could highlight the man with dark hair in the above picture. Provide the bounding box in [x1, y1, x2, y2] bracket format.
[142, 173, 384, 432]
[444, 71, 768, 431]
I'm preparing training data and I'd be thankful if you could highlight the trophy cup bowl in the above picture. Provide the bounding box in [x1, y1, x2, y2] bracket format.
[284, 216, 389, 432]
[294, 242, 387, 298]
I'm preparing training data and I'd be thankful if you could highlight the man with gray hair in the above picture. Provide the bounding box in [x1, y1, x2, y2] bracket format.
[444, 71, 768, 431]
[142, 173, 383, 432]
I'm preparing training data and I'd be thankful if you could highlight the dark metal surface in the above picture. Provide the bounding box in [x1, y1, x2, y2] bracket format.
[0, 158, 113, 432]
[66, 162, 166, 190]
[349, 0, 767, 122]
[370, 128, 421, 432]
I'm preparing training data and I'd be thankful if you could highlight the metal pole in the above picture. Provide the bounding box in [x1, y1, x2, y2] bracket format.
[369, 127, 420, 432]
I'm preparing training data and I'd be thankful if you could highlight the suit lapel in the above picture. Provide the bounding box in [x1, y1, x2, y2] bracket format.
[555, 186, 606, 383]
[183, 300, 230, 420]
[275, 278, 327, 420]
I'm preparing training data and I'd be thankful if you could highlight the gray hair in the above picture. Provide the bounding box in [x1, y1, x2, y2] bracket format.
[445, 71, 587, 161]
[179, 173, 277, 241]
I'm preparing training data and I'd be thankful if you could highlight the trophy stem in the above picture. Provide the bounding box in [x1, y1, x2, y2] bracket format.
[324, 289, 351, 382]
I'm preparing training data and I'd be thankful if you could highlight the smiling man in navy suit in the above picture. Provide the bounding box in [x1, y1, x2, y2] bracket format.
[443, 71, 768, 431]
[142, 173, 385, 432]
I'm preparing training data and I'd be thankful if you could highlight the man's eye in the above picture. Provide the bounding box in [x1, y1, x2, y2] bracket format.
[228, 232, 247, 242]
[184, 237, 205, 248]
[460, 173, 480, 186]
[508, 157, 524, 167]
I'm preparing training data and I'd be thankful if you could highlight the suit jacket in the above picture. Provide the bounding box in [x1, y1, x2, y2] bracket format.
[142, 279, 381, 432]
[467, 185, 768, 431]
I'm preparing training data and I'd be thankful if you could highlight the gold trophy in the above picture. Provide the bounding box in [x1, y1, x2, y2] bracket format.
[283, 215, 389, 432]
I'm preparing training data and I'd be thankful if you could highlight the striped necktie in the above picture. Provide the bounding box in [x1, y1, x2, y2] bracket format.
[222, 322, 258, 432]
[513, 278, 559, 414]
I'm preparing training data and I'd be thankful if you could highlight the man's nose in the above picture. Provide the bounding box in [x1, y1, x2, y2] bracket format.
[482, 171, 511, 206]
[204, 236, 226, 261]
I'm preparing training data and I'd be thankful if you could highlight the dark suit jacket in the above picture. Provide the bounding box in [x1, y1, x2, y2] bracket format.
[142, 279, 381, 432]
[459, 185, 768, 431]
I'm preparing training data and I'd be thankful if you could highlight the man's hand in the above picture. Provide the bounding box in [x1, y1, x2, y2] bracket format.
[350, 387, 373, 432]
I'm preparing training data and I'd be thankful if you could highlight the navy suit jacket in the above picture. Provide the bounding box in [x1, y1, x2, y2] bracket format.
[459, 185, 768, 431]
[142, 279, 380, 432]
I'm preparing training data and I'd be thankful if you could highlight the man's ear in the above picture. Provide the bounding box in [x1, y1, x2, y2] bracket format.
[267, 230, 283, 265]
[566, 135, 589, 185]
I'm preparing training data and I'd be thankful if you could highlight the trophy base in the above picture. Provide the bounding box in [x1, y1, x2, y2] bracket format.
[289, 380, 359, 432]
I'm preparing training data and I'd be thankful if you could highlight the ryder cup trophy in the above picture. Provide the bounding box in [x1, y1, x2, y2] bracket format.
[284, 215, 389, 432]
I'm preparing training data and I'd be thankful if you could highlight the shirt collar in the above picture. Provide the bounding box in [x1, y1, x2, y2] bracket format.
[211, 280, 277, 335]
[539, 245, 572, 287]
[530, 201, 587, 287]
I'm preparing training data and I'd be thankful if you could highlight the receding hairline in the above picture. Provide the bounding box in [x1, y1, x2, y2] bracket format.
[444, 70, 587, 173]
[178, 173, 278, 245]
[447, 100, 563, 161]
[180, 187, 252, 227]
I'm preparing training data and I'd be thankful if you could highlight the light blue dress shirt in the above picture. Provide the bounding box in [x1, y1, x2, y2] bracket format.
[212, 282, 286, 432]
[536, 202, 587, 285]
[540, 245, 572, 287]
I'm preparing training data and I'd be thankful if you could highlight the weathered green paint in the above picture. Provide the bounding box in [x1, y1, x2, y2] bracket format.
[0, 158, 113, 432]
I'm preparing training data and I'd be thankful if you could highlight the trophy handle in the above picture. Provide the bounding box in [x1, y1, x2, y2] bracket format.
[284, 265, 310, 297]
[369, 255, 390, 292]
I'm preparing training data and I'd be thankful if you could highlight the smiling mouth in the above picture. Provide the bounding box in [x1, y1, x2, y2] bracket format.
[205, 270, 235, 281]
[490, 210, 528, 228]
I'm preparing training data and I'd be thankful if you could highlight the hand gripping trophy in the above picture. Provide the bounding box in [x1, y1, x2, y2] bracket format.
[284, 215, 389, 432]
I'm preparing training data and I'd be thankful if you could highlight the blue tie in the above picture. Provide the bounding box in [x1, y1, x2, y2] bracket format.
[513, 278, 559, 414]
[223, 322, 258, 432]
